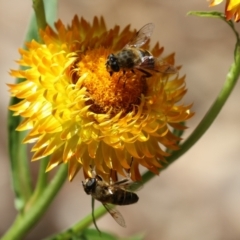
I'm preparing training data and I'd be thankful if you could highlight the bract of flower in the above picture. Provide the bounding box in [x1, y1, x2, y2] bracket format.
[8, 16, 193, 182]
[209, 0, 224, 6]
[209, 0, 240, 21]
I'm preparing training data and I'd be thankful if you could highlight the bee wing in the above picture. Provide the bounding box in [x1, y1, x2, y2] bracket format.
[137, 56, 178, 74]
[103, 203, 126, 227]
[126, 23, 155, 48]
[112, 178, 143, 192]
[123, 181, 143, 192]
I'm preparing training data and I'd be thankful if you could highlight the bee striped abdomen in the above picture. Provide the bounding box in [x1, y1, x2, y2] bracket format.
[112, 189, 139, 205]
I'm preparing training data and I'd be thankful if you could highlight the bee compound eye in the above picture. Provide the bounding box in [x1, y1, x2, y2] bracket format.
[109, 53, 114, 59]
[112, 63, 120, 72]
[83, 178, 96, 194]
[87, 178, 96, 186]
[108, 54, 119, 71]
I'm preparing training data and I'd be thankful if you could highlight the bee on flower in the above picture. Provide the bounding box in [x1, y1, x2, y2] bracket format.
[105, 23, 177, 78]
[8, 16, 193, 183]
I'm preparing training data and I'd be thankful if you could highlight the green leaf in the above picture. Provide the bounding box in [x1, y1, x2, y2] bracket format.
[76, 228, 119, 240]
[8, 14, 40, 212]
[32, 0, 58, 36]
[120, 233, 145, 240]
[44, 228, 118, 240]
[7, 0, 58, 215]
[76, 230, 145, 240]
[44, 229, 145, 240]
[187, 11, 226, 19]
[44, 0, 58, 27]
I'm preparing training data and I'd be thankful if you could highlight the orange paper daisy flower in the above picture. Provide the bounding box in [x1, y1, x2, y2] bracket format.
[209, 0, 240, 21]
[8, 16, 193, 182]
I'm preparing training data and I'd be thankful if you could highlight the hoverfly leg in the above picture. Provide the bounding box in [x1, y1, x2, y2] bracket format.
[123, 77, 126, 88]
[91, 197, 102, 235]
[117, 76, 121, 84]
[111, 157, 134, 187]
[136, 68, 152, 78]
[117, 69, 126, 86]
[96, 174, 103, 181]
[123, 69, 135, 88]
[89, 164, 97, 178]
[126, 156, 134, 180]
[109, 169, 118, 185]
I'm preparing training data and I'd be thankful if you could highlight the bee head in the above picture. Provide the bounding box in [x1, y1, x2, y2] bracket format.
[106, 54, 120, 74]
[82, 178, 97, 195]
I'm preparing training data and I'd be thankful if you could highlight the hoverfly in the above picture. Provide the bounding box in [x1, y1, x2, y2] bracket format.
[82, 174, 139, 231]
[106, 23, 177, 77]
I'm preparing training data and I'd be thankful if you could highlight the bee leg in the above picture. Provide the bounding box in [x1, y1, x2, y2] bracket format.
[89, 164, 97, 178]
[126, 156, 134, 180]
[111, 158, 134, 186]
[109, 169, 118, 185]
[96, 175, 103, 181]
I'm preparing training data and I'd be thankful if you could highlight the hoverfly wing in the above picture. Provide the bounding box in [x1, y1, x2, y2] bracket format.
[138, 55, 155, 70]
[123, 181, 143, 192]
[103, 203, 126, 227]
[112, 178, 129, 186]
[126, 23, 155, 48]
[112, 178, 143, 192]
[138, 56, 178, 74]
[155, 59, 178, 74]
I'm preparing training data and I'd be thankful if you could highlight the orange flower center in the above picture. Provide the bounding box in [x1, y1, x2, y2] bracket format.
[69, 47, 147, 117]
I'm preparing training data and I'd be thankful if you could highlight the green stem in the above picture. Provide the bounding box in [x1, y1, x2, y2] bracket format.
[24, 157, 50, 211]
[34, 157, 49, 196]
[2, 165, 68, 240]
[32, 0, 47, 31]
